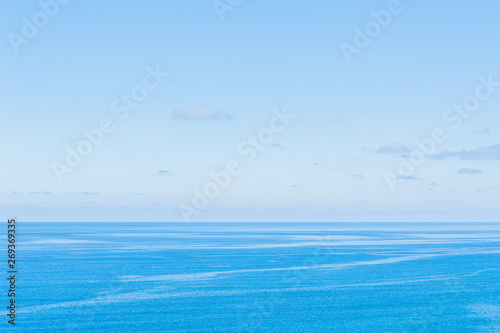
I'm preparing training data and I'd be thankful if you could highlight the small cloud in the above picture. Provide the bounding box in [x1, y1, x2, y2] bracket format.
[83, 201, 95, 204]
[29, 191, 51, 195]
[458, 168, 483, 174]
[376, 142, 411, 154]
[396, 175, 418, 181]
[351, 174, 364, 178]
[66, 192, 98, 195]
[431, 150, 460, 159]
[158, 170, 170, 176]
[313, 163, 320, 166]
[272, 143, 284, 149]
[173, 107, 232, 120]
[429, 183, 438, 186]
[291, 185, 298, 188]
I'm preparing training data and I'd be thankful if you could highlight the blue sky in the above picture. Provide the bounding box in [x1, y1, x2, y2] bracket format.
[1, 0, 500, 221]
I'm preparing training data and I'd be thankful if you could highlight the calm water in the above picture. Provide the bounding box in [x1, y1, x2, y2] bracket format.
[4, 223, 500, 332]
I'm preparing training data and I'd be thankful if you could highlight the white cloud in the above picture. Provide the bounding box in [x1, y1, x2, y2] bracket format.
[173, 107, 232, 120]
[376, 142, 410, 154]
[432, 144, 500, 160]
[458, 168, 483, 174]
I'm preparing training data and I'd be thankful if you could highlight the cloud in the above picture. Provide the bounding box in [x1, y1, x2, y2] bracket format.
[430, 150, 460, 159]
[173, 107, 232, 120]
[66, 192, 98, 195]
[458, 168, 483, 174]
[30, 191, 51, 195]
[376, 142, 411, 154]
[461, 145, 500, 160]
[158, 170, 169, 176]
[432, 144, 500, 161]
[396, 175, 418, 181]
[272, 143, 284, 149]
[351, 174, 364, 178]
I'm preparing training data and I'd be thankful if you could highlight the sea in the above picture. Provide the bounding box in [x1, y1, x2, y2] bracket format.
[4, 222, 500, 332]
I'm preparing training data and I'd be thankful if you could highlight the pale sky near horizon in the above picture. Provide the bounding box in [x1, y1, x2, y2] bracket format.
[1, 0, 500, 222]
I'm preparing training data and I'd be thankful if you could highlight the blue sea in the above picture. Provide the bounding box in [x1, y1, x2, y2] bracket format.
[5, 223, 500, 332]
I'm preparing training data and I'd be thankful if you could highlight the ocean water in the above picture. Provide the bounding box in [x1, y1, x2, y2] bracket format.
[6, 222, 500, 332]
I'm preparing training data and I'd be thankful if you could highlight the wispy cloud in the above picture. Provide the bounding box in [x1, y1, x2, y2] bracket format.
[66, 192, 99, 195]
[432, 144, 500, 161]
[458, 168, 483, 174]
[376, 142, 411, 154]
[173, 107, 232, 120]
[158, 170, 169, 176]
[431, 150, 460, 159]
[397, 175, 418, 181]
[461, 145, 500, 160]
[30, 191, 51, 195]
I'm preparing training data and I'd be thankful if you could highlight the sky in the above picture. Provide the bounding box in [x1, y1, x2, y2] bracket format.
[1, 0, 500, 222]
